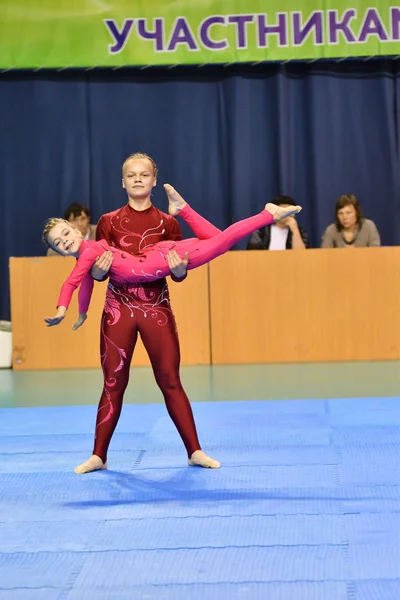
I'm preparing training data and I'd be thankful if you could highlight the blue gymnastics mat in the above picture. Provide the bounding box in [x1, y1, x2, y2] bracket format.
[1, 397, 400, 599]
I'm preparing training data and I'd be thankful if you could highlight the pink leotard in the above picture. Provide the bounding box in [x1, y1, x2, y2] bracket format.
[57, 204, 274, 314]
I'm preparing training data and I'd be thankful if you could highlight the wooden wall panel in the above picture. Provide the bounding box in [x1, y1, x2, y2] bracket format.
[209, 248, 400, 364]
[10, 257, 210, 370]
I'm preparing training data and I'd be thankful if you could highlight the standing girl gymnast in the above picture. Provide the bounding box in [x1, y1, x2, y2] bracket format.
[43, 181, 301, 474]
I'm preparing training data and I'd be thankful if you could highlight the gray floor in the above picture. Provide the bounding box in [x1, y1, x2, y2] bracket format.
[1, 361, 399, 408]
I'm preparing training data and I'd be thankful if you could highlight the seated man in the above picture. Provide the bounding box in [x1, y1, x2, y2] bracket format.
[247, 195, 309, 250]
[47, 203, 97, 256]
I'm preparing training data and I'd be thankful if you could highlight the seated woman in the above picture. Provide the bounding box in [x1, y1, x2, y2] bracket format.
[321, 194, 380, 248]
[43, 185, 301, 329]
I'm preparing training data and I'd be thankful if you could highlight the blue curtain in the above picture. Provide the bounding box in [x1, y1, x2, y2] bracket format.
[0, 60, 399, 319]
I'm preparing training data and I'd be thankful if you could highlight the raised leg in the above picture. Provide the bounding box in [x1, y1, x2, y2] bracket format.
[180, 203, 302, 271]
[165, 184, 222, 239]
[179, 203, 223, 239]
[114, 203, 302, 283]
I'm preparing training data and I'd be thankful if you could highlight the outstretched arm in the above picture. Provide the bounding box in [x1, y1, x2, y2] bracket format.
[70, 272, 95, 330]
[44, 248, 98, 327]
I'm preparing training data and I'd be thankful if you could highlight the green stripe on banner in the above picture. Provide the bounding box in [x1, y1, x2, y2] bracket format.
[0, 0, 399, 68]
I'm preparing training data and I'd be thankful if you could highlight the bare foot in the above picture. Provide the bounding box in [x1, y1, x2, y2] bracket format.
[164, 184, 187, 216]
[265, 202, 302, 222]
[188, 450, 221, 469]
[74, 454, 107, 474]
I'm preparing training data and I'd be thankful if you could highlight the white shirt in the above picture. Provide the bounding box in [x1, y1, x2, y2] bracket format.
[269, 225, 289, 250]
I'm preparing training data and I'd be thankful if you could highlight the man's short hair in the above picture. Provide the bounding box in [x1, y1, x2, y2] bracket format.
[272, 195, 296, 207]
[64, 202, 90, 221]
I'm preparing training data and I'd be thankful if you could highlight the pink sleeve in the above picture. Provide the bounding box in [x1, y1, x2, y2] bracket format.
[77, 273, 95, 314]
[57, 247, 98, 311]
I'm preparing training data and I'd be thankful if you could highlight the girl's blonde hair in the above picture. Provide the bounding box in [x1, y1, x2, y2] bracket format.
[42, 217, 70, 248]
[122, 152, 158, 178]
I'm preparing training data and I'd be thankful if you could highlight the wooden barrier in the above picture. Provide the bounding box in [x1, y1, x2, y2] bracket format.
[209, 248, 400, 364]
[10, 248, 400, 369]
[9, 257, 210, 370]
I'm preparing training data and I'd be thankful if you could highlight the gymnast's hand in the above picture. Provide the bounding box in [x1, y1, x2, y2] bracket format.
[44, 306, 67, 327]
[91, 251, 113, 281]
[167, 250, 189, 279]
[72, 313, 87, 331]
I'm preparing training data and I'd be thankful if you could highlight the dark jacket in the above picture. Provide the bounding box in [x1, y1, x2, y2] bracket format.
[247, 224, 310, 250]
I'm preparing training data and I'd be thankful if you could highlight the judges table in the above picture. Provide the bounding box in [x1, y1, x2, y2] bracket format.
[9, 257, 210, 370]
[9, 248, 400, 370]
